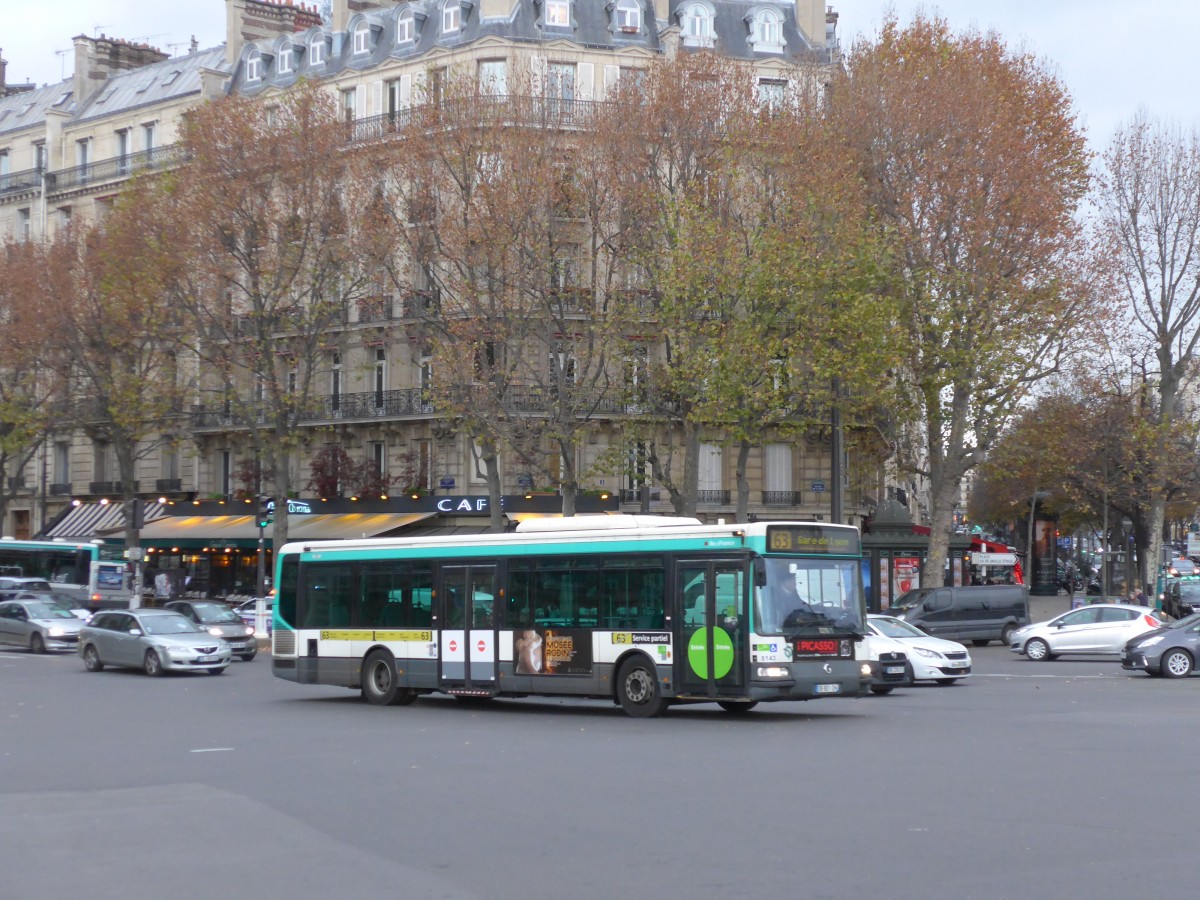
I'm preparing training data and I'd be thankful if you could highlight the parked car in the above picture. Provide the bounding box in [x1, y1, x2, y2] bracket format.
[857, 631, 912, 695]
[13, 590, 90, 620]
[0, 577, 52, 601]
[1122, 612, 1200, 677]
[77, 609, 231, 676]
[866, 614, 972, 684]
[1009, 603, 1169, 660]
[0, 598, 85, 653]
[890, 584, 1029, 646]
[163, 600, 257, 660]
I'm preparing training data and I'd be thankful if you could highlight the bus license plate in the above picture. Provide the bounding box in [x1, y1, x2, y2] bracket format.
[885, 666, 905, 675]
[814, 683, 840, 694]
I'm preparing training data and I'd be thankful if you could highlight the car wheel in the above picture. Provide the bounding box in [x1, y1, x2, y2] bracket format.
[1161, 649, 1194, 679]
[82, 644, 104, 672]
[870, 686, 894, 695]
[143, 649, 165, 677]
[361, 649, 414, 706]
[30, 633, 45, 654]
[717, 700, 758, 713]
[1024, 638, 1053, 661]
[1000, 624, 1019, 645]
[239, 651, 256, 662]
[207, 667, 226, 676]
[616, 655, 669, 717]
[971, 640, 989, 647]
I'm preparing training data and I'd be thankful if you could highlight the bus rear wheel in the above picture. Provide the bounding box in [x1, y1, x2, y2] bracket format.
[362, 650, 415, 706]
[616, 656, 669, 718]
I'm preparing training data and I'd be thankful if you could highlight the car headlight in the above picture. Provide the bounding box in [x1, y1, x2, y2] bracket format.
[167, 646, 193, 658]
[244, 626, 255, 636]
[1139, 635, 1164, 648]
[207, 626, 223, 636]
[912, 646, 943, 659]
[47, 627, 65, 637]
[860, 663, 872, 677]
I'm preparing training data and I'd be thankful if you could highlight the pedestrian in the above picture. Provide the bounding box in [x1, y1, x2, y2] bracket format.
[1135, 587, 1149, 606]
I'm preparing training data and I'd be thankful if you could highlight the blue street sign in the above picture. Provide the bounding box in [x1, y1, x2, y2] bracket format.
[811, 481, 826, 493]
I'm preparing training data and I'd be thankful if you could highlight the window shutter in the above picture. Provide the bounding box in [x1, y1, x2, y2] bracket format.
[355, 85, 368, 118]
[372, 81, 384, 116]
[576, 62, 594, 101]
[603, 64, 619, 99]
[399, 73, 412, 108]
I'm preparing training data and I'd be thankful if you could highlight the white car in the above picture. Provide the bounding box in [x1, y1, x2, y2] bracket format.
[866, 614, 972, 684]
[1009, 603, 1169, 660]
[858, 631, 912, 694]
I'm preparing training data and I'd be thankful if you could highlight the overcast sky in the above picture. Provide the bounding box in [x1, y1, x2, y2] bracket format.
[4, 1, 1195, 150]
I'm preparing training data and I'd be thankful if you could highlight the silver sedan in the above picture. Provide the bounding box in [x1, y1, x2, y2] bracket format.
[77, 608, 231, 676]
[0, 599, 84, 653]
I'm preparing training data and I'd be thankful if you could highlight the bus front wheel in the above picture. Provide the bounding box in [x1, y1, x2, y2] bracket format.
[362, 650, 415, 706]
[616, 656, 669, 718]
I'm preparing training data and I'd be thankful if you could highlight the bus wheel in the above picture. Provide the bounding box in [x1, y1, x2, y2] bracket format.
[616, 656, 668, 718]
[717, 700, 758, 714]
[362, 650, 411, 706]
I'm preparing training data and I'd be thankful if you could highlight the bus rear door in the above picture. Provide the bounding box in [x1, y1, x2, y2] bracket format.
[676, 561, 746, 698]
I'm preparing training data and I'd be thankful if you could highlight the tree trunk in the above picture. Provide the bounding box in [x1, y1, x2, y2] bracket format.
[735, 440, 751, 523]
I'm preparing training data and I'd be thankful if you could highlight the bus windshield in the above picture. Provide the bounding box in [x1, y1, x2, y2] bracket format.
[756, 556, 863, 633]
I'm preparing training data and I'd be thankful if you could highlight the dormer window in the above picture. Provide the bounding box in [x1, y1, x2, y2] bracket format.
[442, 0, 461, 33]
[278, 46, 292, 73]
[545, 0, 570, 28]
[353, 22, 371, 54]
[613, 0, 641, 32]
[397, 8, 415, 43]
[680, 2, 715, 48]
[310, 35, 326, 66]
[749, 7, 785, 53]
[246, 50, 262, 82]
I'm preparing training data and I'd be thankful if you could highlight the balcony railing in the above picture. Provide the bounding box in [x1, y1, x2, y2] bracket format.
[620, 488, 661, 503]
[49, 483, 72, 496]
[346, 95, 605, 146]
[762, 491, 804, 506]
[696, 490, 731, 505]
[88, 480, 138, 495]
[46, 144, 184, 193]
[7, 477, 27, 491]
[0, 165, 43, 196]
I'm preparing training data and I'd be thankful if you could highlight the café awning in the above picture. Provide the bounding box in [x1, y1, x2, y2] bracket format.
[43, 501, 168, 541]
[97, 511, 437, 549]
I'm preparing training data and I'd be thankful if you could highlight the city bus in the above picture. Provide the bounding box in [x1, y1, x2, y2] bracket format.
[0, 538, 130, 610]
[271, 515, 870, 716]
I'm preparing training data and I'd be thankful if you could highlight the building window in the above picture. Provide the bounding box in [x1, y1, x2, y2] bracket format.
[76, 138, 91, 168]
[374, 349, 387, 408]
[142, 123, 156, 152]
[34, 143, 47, 171]
[162, 444, 180, 482]
[278, 44, 293, 73]
[442, 1, 461, 33]
[220, 450, 232, 497]
[57, 206, 72, 229]
[93, 441, 110, 483]
[341, 88, 357, 122]
[53, 442, 70, 484]
[246, 51, 262, 81]
[680, 2, 715, 47]
[478, 59, 507, 97]
[545, 0, 570, 28]
[750, 8, 784, 52]
[353, 22, 371, 54]
[419, 355, 433, 409]
[116, 129, 130, 172]
[331, 352, 342, 412]
[310, 36, 326, 66]
[757, 79, 785, 110]
[614, 0, 641, 32]
[370, 442, 387, 478]
[547, 62, 575, 116]
[17, 208, 30, 242]
[397, 9, 415, 43]
[0, 150, 8, 181]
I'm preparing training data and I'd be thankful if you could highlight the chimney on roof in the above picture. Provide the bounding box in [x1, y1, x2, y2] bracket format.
[226, 0, 326, 67]
[191, 36, 199, 54]
[71, 34, 169, 105]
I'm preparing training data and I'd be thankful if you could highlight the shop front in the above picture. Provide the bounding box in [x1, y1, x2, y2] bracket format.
[861, 499, 972, 613]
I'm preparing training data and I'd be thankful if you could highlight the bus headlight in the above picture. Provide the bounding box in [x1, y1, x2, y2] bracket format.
[860, 663, 873, 677]
[755, 666, 790, 678]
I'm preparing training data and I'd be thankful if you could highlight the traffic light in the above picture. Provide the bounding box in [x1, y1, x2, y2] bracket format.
[256, 494, 273, 529]
[123, 498, 144, 530]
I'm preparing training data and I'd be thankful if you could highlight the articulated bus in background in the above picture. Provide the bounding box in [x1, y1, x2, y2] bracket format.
[271, 516, 871, 717]
[0, 538, 130, 611]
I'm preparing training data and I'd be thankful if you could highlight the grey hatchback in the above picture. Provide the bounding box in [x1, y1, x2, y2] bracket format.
[77, 608, 231, 676]
[163, 600, 257, 661]
[0, 598, 84, 653]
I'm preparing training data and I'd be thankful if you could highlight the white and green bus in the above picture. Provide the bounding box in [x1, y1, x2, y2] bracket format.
[271, 516, 870, 716]
[0, 538, 129, 610]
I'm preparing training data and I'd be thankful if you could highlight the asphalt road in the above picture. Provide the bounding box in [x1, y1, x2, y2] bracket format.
[3, 643, 1199, 900]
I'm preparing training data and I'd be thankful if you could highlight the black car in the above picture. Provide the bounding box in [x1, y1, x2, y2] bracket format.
[1122, 612, 1200, 678]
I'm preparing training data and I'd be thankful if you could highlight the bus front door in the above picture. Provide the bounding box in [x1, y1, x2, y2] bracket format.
[438, 565, 497, 693]
[676, 562, 746, 698]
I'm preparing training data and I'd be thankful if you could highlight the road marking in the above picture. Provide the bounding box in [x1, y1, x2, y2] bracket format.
[190, 748, 235, 753]
[974, 672, 1125, 679]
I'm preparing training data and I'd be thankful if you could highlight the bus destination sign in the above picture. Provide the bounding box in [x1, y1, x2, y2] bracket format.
[766, 525, 860, 555]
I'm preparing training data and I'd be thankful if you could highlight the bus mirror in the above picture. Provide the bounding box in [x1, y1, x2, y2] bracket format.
[752, 558, 767, 588]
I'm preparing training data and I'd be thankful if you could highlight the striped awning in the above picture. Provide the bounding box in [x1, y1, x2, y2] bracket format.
[43, 501, 168, 541]
[100, 511, 439, 549]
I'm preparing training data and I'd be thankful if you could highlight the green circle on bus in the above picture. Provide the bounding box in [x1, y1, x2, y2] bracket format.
[687, 627, 734, 680]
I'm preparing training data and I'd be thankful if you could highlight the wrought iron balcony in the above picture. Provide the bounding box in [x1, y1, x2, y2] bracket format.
[46, 144, 184, 193]
[696, 490, 731, 505]
[88, 480, 138, 495]
[762, 491, 804, 506]
[0, 165, 43, 196]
